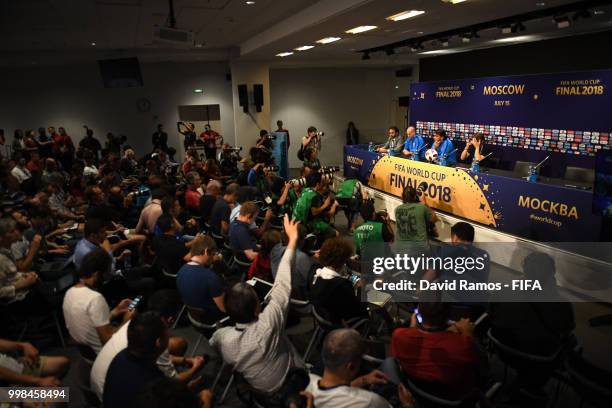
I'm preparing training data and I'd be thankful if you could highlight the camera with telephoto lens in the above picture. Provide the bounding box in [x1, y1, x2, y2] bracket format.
[319, 166, 340, 174]
[416, 181, 428, 196]
[264, 165, 279, 172]
[321, 173, 334, 184]
[290, 177, 307, 187]
[375, 209, 389, 223]
[316, 131, 325, 137]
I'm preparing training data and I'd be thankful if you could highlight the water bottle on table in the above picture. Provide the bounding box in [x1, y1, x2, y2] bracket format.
[527, 165, 538, 183]
[368, 141, 374, 152]
[470, 159, 480, 173]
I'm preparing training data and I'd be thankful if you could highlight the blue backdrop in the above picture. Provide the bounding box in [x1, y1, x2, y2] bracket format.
[410, 69, 612, 131]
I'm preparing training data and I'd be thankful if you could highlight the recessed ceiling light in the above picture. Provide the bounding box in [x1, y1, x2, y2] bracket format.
[276, 52, 294, 57]
[420, 49, 456, 55]
[493, 35, 539, 43]
[593, 9, 605, 15]
[553, 15, 570, 28]
[193, 89, 203, 93]
[442, 0, 467, 4]
[386, 10, 425, 22]
[294, 45, 314, 51]
[417, 31, 424, 35]
[91, 42, 96, 46]
[395, 85, 399, 89]
[346, 25, 377, 34]
[245, 1, 255, 4]
[316, 37, 342, 44]
[536, 2, 546, 6]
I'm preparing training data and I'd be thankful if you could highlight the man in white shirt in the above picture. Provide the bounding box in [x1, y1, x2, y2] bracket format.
[211, 215, 303, 394]
[306, 328, 414, 408]
[10, 158, 32, 184]
[62, 248, 134, 354]
[90, 290, 203, 400]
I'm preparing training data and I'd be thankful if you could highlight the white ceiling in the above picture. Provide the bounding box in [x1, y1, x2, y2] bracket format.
[0, 0, 611, 66]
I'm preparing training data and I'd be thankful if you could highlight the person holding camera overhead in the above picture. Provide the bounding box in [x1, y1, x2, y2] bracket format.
[177, 122, 196, 151]
[376, 126, 404, 156]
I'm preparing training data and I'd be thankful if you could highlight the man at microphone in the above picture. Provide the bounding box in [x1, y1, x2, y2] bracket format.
[402, 126, 425, 161]
[376, 126, 404, 156]
[432, 129, 456, 166]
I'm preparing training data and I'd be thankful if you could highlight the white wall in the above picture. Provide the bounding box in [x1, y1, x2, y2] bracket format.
[0, 61, 234, 159]
[230, 62, 270, 150]
[270, 67, 403, 168]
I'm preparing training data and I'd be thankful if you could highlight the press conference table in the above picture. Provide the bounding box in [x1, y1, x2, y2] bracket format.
[343, 144, 602, 241]
[453, 164, 593, 191]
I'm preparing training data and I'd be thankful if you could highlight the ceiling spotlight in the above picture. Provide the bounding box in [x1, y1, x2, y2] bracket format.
[536, 2, 546, 6]
[461, 34, 471, 43]
[316, 37, 341, 44]
[245, 1, 255, 4]
[501, 25, 512, 34]
[294, 45, 314, 51]
[193, 89, 203, 93]
[276, 52, 294, 57]
[91, 42, 96, 46]
[442, 0, 468, 4]
[362, 52, 371, 60]
[440, 38, 449, 47]
[593, 9, 605, 15]
[386, 10, 425, 22]
[553, 15, 571, 28]
[346, 25, 377, 34]
[385, 48, 395, 56]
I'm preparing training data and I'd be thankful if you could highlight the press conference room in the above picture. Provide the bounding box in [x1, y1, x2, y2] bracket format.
[1, 1, 611, 407]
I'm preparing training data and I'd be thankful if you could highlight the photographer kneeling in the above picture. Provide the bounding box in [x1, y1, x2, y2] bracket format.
[292, 172, 339, 242]
[353, 200, 394, 257]
[335, 177, 367, 235]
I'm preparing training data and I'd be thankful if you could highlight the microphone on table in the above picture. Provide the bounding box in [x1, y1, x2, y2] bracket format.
[442, 148, 458, 158]
[479, 152, 494, 162]
[533, 155, 550, 170]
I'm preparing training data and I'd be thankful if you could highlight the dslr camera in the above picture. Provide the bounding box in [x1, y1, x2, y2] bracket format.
[316, 131, 325, 137]
[264, 165, 279, 172]
[319, 166, 340, 174]
[289, 177, 307, 187]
